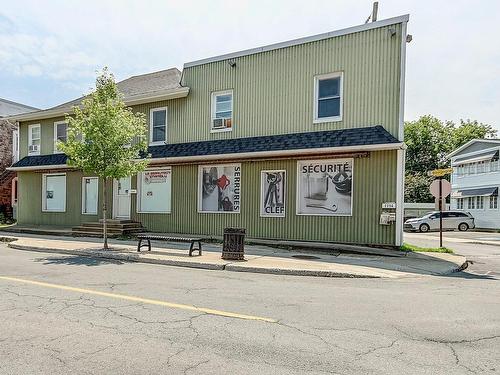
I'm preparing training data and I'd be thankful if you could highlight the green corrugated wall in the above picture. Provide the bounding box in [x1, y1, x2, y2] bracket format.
[15, 20, 403, 246]
[17, 151, 396, 245]
[18, 22, 402, 157]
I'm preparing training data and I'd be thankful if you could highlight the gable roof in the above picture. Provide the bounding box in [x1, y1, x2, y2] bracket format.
[6, 68, 189, 122]
[184, 14, 409, 68]
[9, 126, 401, 170]
[0, 98, 39, 117]
[447, 139, 500, 159]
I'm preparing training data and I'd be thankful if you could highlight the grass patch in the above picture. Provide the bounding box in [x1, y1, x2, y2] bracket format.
[400, 243, 453, 254]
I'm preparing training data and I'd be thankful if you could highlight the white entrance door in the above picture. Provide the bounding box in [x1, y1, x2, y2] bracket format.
[113, 177, 131, 219]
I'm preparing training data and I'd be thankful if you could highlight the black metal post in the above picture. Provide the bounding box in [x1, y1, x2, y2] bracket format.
[439, 178, 443, 248]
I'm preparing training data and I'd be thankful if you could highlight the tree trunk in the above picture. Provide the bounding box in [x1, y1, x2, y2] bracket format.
[102, 177, 108, 250]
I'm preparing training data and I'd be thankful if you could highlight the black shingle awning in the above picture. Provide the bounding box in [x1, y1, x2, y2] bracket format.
[148, 125, 398, 159]
[10, 153, 68, 169]
[452, 187, 498, 198]
[10, 125, 399, 169]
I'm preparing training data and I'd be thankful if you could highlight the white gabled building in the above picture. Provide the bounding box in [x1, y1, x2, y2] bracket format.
[448, 139, 500, 229]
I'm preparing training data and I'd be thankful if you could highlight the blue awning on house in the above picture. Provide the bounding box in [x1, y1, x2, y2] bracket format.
[452, 187, 498, 198]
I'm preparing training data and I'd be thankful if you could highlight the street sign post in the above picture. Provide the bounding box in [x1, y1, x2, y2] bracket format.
[430, 178, 452, 248]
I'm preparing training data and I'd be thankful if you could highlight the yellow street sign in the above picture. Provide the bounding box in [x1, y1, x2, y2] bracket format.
[429, 168, 453, 177]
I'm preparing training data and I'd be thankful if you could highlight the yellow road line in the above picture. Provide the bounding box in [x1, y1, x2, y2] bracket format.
[0, 276, 276, 323]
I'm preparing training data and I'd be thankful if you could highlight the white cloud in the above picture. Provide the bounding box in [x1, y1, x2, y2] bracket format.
[0, 0, 498, 130]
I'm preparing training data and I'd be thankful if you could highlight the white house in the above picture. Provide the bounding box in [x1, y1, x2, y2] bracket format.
[448, 139, 500, 229]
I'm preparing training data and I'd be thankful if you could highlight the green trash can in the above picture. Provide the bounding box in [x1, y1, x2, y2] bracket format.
[222, 228, 246, 260]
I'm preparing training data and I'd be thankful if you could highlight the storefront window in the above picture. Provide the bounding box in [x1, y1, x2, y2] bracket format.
[199, 164, 241, 213]
[42, 173, 66, 212]
[137, 168, 172, 213]
[297, 159, 353, 216]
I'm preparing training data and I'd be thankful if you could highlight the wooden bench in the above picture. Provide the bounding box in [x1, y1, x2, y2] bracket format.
[136, 234, 203, 256]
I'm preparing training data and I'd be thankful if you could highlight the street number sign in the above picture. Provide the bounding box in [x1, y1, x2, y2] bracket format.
[429, 168, 453, 177]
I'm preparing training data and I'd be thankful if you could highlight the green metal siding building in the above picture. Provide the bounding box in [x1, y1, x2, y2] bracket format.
[9, 15, 409, 247]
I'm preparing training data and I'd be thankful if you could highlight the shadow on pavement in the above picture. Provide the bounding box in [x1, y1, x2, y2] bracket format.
[35, 255, 125, 267]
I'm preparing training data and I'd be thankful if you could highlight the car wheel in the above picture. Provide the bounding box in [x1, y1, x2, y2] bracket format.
[458, 223, 469, 232]
[419, 223, 430, 233]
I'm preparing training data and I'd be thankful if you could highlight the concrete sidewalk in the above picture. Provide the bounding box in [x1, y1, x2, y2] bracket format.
[1, 234, 467, 278]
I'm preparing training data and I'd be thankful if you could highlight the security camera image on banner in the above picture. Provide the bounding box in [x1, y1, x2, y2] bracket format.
[260, 170, 286, 217]
[199, 164, 241, 212]
[297, 159, 353, 216]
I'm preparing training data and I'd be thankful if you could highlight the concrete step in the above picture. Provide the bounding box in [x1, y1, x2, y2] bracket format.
[80, 222, 143, 229]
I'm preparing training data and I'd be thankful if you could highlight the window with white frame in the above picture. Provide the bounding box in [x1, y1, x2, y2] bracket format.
[82, 177, 98, 215]
[314, 72, 343, 123]
[28, 124, 41, 155]
[42, 173, 66, 212]
[490, 196, 498, 209]
[54, 121, 67, 153]
[137, 168, 172, 213]
[149, 107, 167, 145]
[476, 196, 484, 209]
[211, 90, 233, 131]
[467, 197, 475, 209]
[457, 198, 464, 210]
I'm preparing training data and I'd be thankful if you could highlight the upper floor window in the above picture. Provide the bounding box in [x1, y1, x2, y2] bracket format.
[28, 124, 41, 155]
[211, 90, 233, 132]
[54, 121, 67, 153]
[149, 107, 167, 145]
[314, 72, 343, 123]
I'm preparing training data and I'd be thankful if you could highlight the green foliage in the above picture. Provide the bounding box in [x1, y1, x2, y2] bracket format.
[404, 116, 497, 203]
[404, 173, 433, 203]
[400, 243, 453, 254]
[59, 68, 148, 249]
[59, 68, 148, 179]
[404, 115, 454, 174]
[452, 119, 497, 149]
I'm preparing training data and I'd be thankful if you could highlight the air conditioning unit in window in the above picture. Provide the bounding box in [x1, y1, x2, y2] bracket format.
[29, 144, 39, 153]
[212, 118, 226, 129]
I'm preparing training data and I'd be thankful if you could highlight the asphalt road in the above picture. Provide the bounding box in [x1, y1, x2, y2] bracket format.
[0, 243, 499, 375]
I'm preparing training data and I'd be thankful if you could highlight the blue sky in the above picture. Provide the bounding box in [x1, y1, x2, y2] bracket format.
[0, 0, 499, 130]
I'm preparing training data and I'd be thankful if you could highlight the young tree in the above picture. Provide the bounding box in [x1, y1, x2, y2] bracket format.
[59, 69, 148, 249]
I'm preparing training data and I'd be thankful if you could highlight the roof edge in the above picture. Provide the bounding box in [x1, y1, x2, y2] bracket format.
[447, 138, 500, 159]
[7, 86, 190, 122]
[184, 14, 409, 68]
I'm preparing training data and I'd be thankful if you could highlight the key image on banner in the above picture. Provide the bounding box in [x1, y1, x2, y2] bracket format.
[297, 159, 353, 216]
[260, 170, 286, 217]
[199, 164, 241, 212]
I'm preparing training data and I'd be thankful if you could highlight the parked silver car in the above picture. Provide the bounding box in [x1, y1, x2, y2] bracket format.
[404, 211, 475, 233]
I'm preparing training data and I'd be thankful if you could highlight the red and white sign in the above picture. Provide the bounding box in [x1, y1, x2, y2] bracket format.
[430, 179, 451, 198]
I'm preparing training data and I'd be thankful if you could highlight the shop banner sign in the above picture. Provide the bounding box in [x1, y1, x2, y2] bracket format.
[297, 159, 353, 216]
[260, 170, 286, 217]
[144, 170, 169, 184]
[199, 164, 241, 213]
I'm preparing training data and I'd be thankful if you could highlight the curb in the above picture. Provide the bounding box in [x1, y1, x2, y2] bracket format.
[6, 242, 378, 278]
[4, 239, 468, 279]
